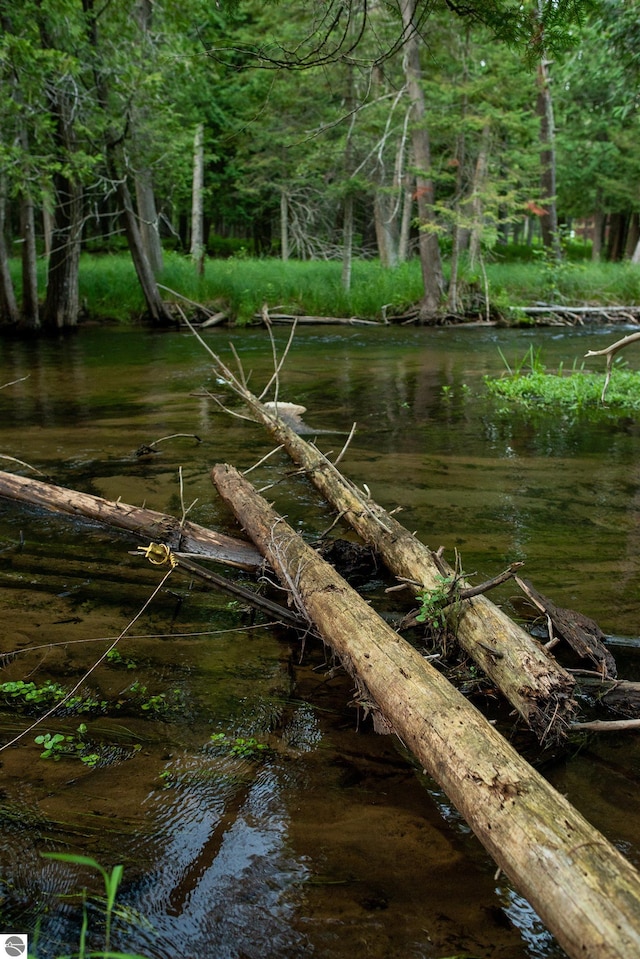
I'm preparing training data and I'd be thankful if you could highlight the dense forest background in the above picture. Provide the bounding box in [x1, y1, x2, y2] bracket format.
[1, 0, 638, 330]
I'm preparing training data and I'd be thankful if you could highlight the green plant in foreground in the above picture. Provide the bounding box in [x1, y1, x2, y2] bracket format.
[0, 679, 107, 715]
[209, 732, 270, 759]
[35, 724, 101, 766]
[415, 575, 456, 631]
[40, 853, 150, 959]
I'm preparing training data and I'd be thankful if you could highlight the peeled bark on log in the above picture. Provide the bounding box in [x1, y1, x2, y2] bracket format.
[212, 462, 640, 959]
[517, 578, 617, 678]
[0, 469, 262, 570]
[240, 400, 575, 742]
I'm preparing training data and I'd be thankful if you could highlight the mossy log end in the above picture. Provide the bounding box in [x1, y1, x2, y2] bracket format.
[0, 469, 262, 570]
[242, 400, 576, 742]
[212, 462, 640, 959]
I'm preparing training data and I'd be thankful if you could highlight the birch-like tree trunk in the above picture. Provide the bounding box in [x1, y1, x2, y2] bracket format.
[135, 169, 163, 275]
[468, 123, 491, 267]
[399, 0, 443, 318]
[280, 190, 289, 261]
[536, 55, 559, 256]
[190, 122, 205, 273]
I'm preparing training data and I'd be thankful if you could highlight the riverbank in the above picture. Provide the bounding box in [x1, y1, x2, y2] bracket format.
[5, 249, 640, 327]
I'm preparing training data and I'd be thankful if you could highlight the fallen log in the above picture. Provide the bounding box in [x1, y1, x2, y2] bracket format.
[179, 316, 575, 740]
[240, 401, 576, 742]
[0, 469, 262, 570]
[212, 462, 640, 959]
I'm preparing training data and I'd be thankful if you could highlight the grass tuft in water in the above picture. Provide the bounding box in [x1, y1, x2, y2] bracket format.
[485, 348, 640, 414]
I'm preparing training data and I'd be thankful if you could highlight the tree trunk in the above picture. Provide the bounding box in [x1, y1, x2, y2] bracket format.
[341, 192, 354, 291]
[373, 191, 399, 269]
[0, 469, 262, 571]
[135, 168, 164, 275]
[280, 190, 289, 262]
[606, 212, 628, 262]
[42, 84, 84, 330]
[398, 177, 413, 263]
[190, 122, 205, 272]
[399, 0, 443, 318]
[118, 176, 173, 325]
[233, 394, 575, 741]
[536, 54, 560, 256]
[468, 123, 491, 267]
[0, 186, 19, 325]
[212, 462, 640, 959]
[19, 192, 39, 329]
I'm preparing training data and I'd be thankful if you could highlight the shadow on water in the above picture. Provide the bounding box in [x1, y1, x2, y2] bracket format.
[1, 324, 640, 957]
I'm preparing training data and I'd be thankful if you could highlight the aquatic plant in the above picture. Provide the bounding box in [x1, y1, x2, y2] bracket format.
[485, 348, 640, 414]
[34, 723, 137, 768]
[40, 853, 150, 959]
[0, 680, 107, 715]
[209, 732, 271, 760]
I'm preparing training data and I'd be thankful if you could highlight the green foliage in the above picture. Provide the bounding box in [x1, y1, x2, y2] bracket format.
[125, 681, 185, 718]
[105, 649, 137, 670]
[39, 853, 149, 958]
[34, 723, 141, 768]
[486, 349, 640, 413]
[0, 679, 107, 715]
[209, 732, 271, 759]
[415, 575, 457, 631]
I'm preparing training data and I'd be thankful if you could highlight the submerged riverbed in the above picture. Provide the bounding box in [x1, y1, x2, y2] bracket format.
[1, 323, 640, 959]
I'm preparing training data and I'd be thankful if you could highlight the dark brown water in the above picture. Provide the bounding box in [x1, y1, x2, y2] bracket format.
[1, 323, 640, 958]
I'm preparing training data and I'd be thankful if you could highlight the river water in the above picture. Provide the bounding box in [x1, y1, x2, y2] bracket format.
[1, 323, 640, 958]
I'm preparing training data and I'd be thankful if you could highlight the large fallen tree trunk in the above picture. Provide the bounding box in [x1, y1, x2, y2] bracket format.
[212, 462, 640, 959]
[0, 469, 262, 570]
[239, 400, 575, 742]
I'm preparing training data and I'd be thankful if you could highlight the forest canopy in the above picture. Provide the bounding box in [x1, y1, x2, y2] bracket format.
[0, 0, 636, 330]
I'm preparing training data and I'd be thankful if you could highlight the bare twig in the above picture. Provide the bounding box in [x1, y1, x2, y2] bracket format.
[258, 320, 298, 402]
[243, 445, 285, 475]
[458, 562, 524, 600]
[0, 455, 45, 475]
[334, 422, 357, 466]
[585, 330, 640, 402]
[0, 375, 29, 391]
[571, 719, 640, 732]
[178, 466, 198, 528]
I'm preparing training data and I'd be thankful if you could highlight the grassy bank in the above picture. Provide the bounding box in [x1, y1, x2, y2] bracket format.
[10, 250, 640, 324]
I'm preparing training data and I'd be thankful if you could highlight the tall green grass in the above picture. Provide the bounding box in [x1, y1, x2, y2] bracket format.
[7, 249, 640, 325]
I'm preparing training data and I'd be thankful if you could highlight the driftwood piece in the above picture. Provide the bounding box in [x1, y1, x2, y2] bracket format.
[574, 675, 640, 718]
[517, 578, 617, 679]
[212, 462, 640, 959]
[240, 400, 576, 742]
[0, 469, 262, 570]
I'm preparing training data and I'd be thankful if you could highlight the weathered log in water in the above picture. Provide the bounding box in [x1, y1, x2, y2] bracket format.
[0, 469, 262, 570]
[574, 675, 640, 718]
[517, 577, 617, 678]
[239, 398, 576, 742]
[212, 462, 640, 959]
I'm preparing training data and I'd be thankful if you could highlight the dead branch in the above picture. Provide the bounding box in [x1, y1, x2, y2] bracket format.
[585, 330, 640, 402]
